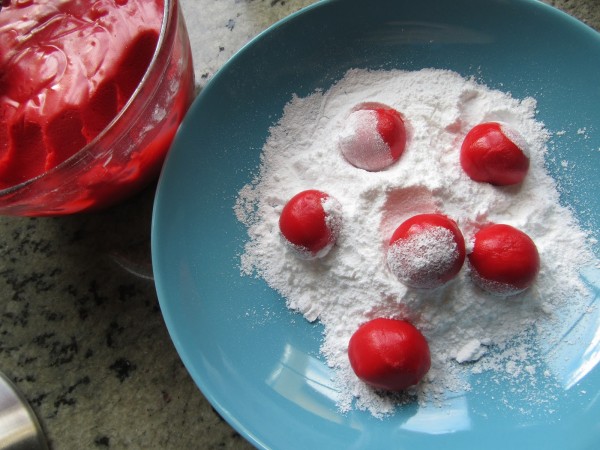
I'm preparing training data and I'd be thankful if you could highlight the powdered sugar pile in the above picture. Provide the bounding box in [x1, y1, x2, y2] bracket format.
[234, 68, 598, 417]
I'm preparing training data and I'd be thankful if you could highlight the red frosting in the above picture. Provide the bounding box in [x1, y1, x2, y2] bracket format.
[0, 0, 164, 189]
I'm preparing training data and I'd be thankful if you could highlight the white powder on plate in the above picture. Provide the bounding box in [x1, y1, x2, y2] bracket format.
[234, 68, 598, 417]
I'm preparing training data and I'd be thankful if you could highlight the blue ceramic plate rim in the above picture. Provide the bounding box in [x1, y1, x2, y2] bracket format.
[152, 0, 600, 449]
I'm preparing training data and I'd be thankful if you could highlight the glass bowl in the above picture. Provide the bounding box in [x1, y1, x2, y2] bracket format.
[0, 0, 195, 216]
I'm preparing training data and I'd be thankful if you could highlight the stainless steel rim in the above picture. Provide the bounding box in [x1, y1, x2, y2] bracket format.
[0, 372, 47, 450]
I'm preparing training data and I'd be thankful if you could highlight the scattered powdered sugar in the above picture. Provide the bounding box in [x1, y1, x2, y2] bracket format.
[234, 68, 598, 417]
[322, 195, 343, 240]
[387, 226, 458, 289]
[454, 338, 492, 364]
[470, 262, 527, 297]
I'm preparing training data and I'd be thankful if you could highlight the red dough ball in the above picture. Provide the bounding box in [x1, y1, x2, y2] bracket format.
[460, 122, 530, 186]
[338, 102, 406, 172]
[468, 224, 540, 296]
[279, 189, 342, 259]
[348, 318, 431, 391]
[387, 214, 466, 289]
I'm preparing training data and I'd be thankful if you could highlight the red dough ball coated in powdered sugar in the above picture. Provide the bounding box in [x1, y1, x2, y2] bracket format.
[387, 214, 466, 289]
[348, 318, 431, 391]
[279, 189, 342, 259]
[460, 122, 530, 186]
[468, 223, 540, 296]
[338, 102, 407, 172]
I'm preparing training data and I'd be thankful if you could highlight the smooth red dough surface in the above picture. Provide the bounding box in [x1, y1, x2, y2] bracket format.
[460, 122, 529, 186]
[348, 318, 431, 391]
[0, 0, 164, 189]
[373, 106, 406, 162]
[279, 189, 339, 257]
[468, 223, 540, 295]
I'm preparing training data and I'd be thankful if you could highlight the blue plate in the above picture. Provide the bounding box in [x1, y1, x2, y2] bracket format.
[152, 0, 600, 448]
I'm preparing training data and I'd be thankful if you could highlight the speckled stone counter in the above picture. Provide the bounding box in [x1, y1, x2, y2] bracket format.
[0, 1, 598, 449]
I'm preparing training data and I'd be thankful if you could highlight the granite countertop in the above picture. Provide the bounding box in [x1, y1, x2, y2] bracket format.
[0, 0, 598, 449]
